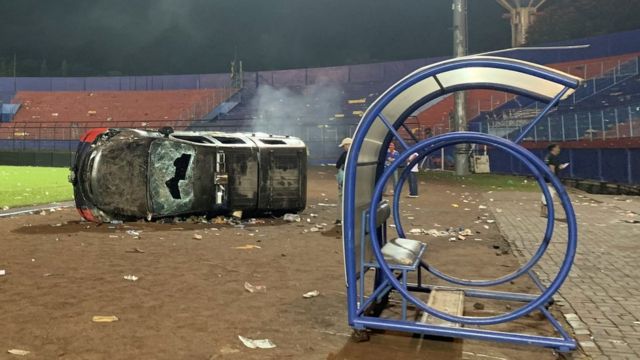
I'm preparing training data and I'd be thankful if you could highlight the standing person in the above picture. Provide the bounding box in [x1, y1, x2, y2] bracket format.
[335, 137, 352, 225]
[383, 143, 400, 196]
[407, 152, 420, 198]
[541, 144, 569, 217]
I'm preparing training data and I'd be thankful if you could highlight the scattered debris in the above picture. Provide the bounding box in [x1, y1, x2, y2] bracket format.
[303, 290, 320, 298]
[283, 214, 301, 222]
[232, 210, 243, 219]
[92, 315, 119, 323]
[238, 335, 276, 349]
[483, 225, 490, 229]
[125, 247, 145, 254]
[317, 203, 337, 207]
[2, 206, 9, 211]
[7, 349, 30, 356]
[123, 275, 139, 282]
[244, 282, 267, 293]
[309, 226, 321, 232]
[0, 269, 5, 276]
[451, 204, 459, 208]
[193, 234, 203, 240]
[459, 229, 473, 236]
[126, 230, 141, 237]
[478, 205, 487, 209]
[486, 219, 495, 224]
[234, 245, 261, 250]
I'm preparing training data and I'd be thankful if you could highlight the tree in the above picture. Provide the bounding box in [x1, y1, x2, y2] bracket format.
[527, 0, 640, 44]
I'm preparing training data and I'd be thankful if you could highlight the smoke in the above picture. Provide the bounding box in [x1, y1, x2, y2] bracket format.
[250, 80, 344, 134]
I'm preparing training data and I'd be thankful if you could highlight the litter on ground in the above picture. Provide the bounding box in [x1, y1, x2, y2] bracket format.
[303, 290, 320, 298]
[244, 282, 267, 293]
[92, 315, 119, 323]
[238, 335, 276, 349]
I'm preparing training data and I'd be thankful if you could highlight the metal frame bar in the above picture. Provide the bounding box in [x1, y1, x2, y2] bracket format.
[342, 56, 581, 351]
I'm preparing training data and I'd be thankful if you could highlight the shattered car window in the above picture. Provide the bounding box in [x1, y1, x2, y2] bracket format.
[149, 140, 196, 215]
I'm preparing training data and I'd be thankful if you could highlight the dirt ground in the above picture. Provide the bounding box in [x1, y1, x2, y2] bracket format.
[0, 168, 580, 359]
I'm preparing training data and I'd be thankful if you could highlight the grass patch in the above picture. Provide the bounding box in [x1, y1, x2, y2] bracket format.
[0, 166, 73, 208]
[421, 170, 540, 192]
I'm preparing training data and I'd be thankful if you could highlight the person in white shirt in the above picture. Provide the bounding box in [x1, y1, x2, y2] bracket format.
[407, 152, 419, 198]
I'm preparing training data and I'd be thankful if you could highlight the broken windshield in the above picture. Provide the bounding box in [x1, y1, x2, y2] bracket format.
[149, 140, 196, 215]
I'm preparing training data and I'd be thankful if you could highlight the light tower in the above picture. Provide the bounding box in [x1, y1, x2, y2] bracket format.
[497, 0, 547, 46]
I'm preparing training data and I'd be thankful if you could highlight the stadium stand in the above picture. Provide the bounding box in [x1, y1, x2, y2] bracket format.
[1, 29, 640, 182]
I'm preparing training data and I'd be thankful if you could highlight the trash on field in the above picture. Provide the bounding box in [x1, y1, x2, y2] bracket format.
[496, 208, 503, 213]
[238, 335, 276, 349]
[451, 204, 459, 208]
[92, 315, 119, 323]
[426, 229, 440, 237]
[459, 229, 473, 236]
[303, 290, 320, 298]
[478, 205, 487, 209]
[110, 220, 123, 224]
[474, 238, 482, 241]
[2, 206, 9, 211]
[317, 203, 337, 207]
[123, 275, 139, 282]
[310, 213, 318, 217]
[448, 237, 457, 242]
[409, 228, 424, 235]
[483, 225, 490, 229]
[457, 234, 466, 241]
[283, 213, 301, 222]
[244, 282, 267, 293]
[0, 269, 5, 276]
[7, 349, 30, 356]
[232, 210, 243, 219]
[234, 245, 261, 250]
[310, 226, 320, 232]
[486, 219, 495, 223]
[126, 230, 140, 237]
[193, 234, 203, 240]
[126, 247, 145, 253]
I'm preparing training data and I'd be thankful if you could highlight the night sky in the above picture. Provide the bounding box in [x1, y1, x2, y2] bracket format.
[0, 0, 512, 75]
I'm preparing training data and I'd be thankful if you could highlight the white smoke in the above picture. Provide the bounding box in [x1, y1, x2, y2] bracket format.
[250, 79, 344, 133]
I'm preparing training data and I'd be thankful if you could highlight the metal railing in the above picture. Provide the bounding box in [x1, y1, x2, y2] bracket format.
[471, 103, 640, 142]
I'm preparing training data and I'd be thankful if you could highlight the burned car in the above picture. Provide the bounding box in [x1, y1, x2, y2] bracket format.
[70, 128, 307, 222]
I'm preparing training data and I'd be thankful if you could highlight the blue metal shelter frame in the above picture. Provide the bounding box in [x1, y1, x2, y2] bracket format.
[342, 56, 582, 351]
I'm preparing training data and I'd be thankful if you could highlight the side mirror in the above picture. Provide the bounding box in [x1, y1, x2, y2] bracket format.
[159, 127, 174, 137]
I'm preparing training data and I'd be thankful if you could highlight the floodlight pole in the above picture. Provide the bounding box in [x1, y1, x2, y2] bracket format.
[452, 0, 469, 175]
[497, 0, 547, 47]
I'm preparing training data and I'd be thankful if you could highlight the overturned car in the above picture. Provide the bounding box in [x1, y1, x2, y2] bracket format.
[70, 128, 307, 222]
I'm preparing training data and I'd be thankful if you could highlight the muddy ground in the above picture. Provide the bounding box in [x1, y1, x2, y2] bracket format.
[0, 168, 580, 359]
